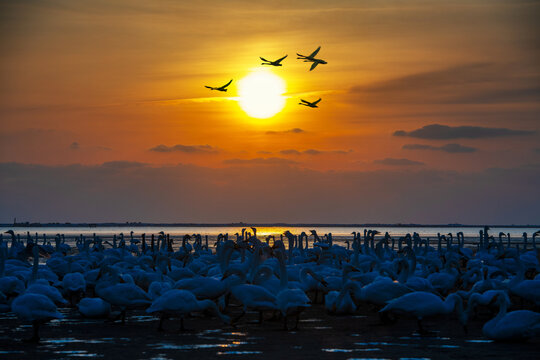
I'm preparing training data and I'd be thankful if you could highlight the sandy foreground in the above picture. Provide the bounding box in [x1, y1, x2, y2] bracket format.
[0, 303, 538, 360]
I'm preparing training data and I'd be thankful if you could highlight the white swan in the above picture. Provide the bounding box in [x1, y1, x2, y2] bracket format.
[62, 272, 86, 304]
[275, 251, 311, 330]
[350, 278, 413, 307]
[174, 275, 229, 301]
[147, 289, 230, 331]
[380, 291, 466, 333]
[480, 292, 540, 341]
[78, 297, 111, 318]
[325, 281, 357, 315]
[26, 281, 68, 306]
[0, 245, 25, 299]
[222, 268, 277, 324]
[95, 266, 151, 323]
[11, 293, 62, 342]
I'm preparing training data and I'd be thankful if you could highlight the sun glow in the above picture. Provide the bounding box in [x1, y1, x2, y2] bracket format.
[237, 68, 286, 119]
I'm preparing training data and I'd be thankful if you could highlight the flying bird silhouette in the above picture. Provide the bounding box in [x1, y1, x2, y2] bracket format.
[297, 46, 327, 71]
[299, 98, 321, 108]
[260, 55, 288, 66]
[205, 79, 233, 92]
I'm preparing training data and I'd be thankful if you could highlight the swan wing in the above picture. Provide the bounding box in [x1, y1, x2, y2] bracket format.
[313, 98, 321, 105]
[488, 310, 540, 340]
[260, 57, 270, 62]
[276, 54, 288, 63]
[310, 62, 319, 71]
[11, 293, 62, 321]
[221, 79, 233, 89]
[309, 46, 321, 58]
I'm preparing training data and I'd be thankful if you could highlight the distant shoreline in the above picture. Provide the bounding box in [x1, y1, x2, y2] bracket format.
[2, 222, 539, 228]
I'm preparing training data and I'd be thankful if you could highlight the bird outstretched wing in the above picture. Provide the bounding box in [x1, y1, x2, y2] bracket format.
[204, 86, 213, 89]
[276, 54, 288, 63]
[300, 99, 310, 104]
[310, 62, 319, 71]
[309, 46, 321, 58]
[313, 98, 322, 105]
[221, 79, 233, 89]
[260, 57, 270, 62]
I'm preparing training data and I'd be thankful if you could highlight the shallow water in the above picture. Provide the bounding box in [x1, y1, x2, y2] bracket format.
[1, 305, 539, 360]
[2, 225, 537, 243]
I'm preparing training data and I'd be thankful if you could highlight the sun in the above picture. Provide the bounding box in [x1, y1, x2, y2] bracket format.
[237, 68, 286, 119]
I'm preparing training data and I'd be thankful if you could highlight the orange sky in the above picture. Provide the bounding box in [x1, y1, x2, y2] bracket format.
[1, 0, 539, 223]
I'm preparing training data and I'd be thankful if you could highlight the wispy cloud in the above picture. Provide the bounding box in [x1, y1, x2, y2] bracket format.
[141, 96, 239, 105]
[285, 89, 340, 98]
[394, 124, 535, 140]
[223, 157, 298, 165]
[403, 143, 477, 153]
[280, 149, 301, 155]
[149, 144, 219, 153]
[67, 142, 111, 152]
[349, 63, 540, 105]
[279, 149, 353, 156]
[374, 158, 424, 166]
[101, 161, 147, 169]
[266, 128, 305, 135]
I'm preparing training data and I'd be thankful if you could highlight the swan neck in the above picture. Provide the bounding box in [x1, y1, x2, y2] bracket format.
[278, 252, 288, 290]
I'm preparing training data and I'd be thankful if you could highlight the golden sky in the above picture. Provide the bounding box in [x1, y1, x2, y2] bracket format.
[1, 0, 539, 223]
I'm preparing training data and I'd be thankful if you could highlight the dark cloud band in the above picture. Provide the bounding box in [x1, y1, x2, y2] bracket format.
[403, 143, 477, 153]
[373, 158, 424, 166]
[394, 124, 535, 140]
[149, 144, 218, 153]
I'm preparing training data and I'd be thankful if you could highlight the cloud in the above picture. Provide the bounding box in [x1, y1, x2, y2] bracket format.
[68, 142, 112, 152]
[223, 157, 298, 165]
[101, 161, 147, 169]
[266, 128, 305, 135]
[2, 162, 539, 224]
[349, 63, 540, 105]
[373, 158, 424, 166]
[403, 143, 477, 153]
[394, 124, 535, 140]
[149, 144, 219, 153]
[280, 149, 301, 155]
[257, 150, 273, 155]
[280, 149, 353, 156]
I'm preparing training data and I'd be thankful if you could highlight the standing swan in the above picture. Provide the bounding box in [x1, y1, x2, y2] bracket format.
[380, 291, 467, 334]
[11, 293, 62, 342]
[275, 251, 311, 330]
[147, 289, 230, 331]
[479, 293, 540, 341]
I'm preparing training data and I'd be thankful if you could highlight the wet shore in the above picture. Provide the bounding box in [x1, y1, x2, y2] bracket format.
[1, 304, 538, 360]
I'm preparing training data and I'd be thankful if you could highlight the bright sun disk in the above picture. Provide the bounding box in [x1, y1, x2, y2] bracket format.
[237, 69, 286, 119]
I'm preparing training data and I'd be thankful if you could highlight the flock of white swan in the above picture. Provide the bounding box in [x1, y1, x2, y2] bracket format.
[0, 227, 539, 344]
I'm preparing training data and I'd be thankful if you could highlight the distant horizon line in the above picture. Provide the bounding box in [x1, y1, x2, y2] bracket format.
[2, 222, 539, 228]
